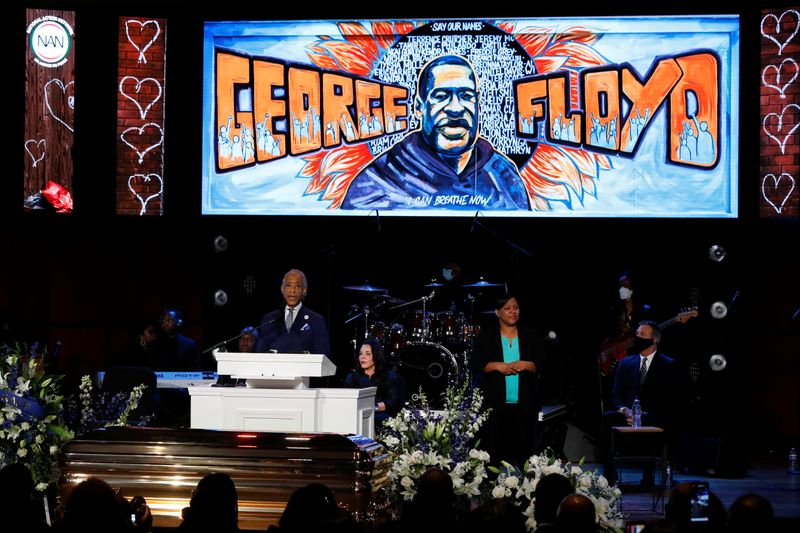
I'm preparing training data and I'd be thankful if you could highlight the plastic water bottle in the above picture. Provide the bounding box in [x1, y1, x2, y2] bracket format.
[665, 462, 672, 496]
[789, 448, 799, 475]
[632, 398, 642, 428]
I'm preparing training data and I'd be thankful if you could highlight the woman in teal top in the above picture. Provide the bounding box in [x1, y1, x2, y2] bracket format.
[472, 294, 547, 466]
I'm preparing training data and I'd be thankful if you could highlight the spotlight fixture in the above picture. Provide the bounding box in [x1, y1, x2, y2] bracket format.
[213, 235, 229, 253]
[710, 301, 728, 319]
[213, 290, 228, 306]
[708, 244, 726, 263]
[709, 354, 727, 371]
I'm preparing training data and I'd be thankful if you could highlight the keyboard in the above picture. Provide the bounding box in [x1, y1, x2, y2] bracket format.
[154, 371, 218, 388]
[539, 403, 567, 422]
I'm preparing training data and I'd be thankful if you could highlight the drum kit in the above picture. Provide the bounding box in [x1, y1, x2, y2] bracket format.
[343, 277, 505, 407]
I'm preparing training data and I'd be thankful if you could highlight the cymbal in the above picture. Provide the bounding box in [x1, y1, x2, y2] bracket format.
[375, 294, 408, 305]
[462, 278, 504, 288]
[425, 281, 446, 288]
[343, 283, 387, 293]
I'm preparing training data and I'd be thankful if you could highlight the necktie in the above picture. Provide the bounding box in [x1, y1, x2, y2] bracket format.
[286, 307, 295, 331]
[639, 357, 649, 387]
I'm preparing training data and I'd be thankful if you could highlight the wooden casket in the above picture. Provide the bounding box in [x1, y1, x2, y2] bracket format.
[58, 427, 390, 530]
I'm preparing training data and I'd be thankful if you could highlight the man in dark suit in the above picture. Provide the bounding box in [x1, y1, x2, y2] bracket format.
[602, 320, 678, 486]
[151, 309, 201, 371]
[149, 308, 200, 427]
[255, 269, 331, 357]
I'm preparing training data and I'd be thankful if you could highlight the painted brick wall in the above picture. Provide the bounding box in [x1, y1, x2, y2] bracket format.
[761, 8, 800, 218]
[116, 17, 166, 216]
[24, 9, 76, 212]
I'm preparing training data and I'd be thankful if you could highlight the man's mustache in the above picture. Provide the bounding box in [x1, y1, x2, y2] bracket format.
[435, 118, 472, 128]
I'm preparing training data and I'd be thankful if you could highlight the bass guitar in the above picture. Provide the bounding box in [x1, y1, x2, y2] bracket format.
[598, 308, 698, 376]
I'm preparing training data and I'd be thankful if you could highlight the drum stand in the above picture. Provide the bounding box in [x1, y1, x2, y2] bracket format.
[343, 304, 374, 368]
[389, 289, 436, 343]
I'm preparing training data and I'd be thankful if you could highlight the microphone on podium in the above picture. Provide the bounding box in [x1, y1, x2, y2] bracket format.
[203, 317, 277, 356]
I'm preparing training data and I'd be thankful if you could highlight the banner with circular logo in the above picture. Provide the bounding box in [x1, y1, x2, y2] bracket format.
[27, 15, 74, 68]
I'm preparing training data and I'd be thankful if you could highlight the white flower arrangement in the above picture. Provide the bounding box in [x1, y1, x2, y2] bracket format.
[0, 344, 73, 489]
[1, 343, 149, 490]
[490, 451, 624, 532]
[64, 375, 149, 436]
[379, 380, 492, 505]
[376, 379, 623, 531]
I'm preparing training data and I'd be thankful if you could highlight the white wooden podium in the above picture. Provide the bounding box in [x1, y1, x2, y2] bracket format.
[188, 353, 376, 438]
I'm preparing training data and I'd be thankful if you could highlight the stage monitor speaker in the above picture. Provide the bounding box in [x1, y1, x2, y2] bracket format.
[677, 435, 720, 474]
[677, 434, 747, 477]
[562, 422, 600, 463]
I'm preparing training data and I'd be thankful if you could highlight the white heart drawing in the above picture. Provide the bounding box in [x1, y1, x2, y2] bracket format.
[127, 173, 164, 215]
[121, 123, 164, 164]
[761, 10, 800, 56]
[761, 172, 796, 214]
[762, 58, 799, 99]
[762, 103, 800, 154]
[119, 76, 163, 120]
[24, 139, 46, 168]
[125, 19, 161, 64]
[44, 78, 75, 133]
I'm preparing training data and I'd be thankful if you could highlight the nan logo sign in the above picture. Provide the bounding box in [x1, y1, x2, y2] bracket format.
[27, 16, 74, 68]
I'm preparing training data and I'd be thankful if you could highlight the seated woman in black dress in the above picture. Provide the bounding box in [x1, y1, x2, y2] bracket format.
[343, 338, 405, 425]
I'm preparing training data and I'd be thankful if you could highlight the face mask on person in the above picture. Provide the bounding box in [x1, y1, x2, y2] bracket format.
[630, 336, 654, 354]
[619, 286, 633, 300]
[442, 269, 455, 281]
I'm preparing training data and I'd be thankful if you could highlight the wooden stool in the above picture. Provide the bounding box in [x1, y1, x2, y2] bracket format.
[611, 426, 667, 512]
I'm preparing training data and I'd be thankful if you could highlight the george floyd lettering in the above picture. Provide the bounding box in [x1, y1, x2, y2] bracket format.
[216, 49, 721, 172]
[514, 51, 720, 168]
[215, 52, 409, 171]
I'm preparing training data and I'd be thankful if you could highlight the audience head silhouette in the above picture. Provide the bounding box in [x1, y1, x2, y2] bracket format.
[401, 467, 459, 529]
[0, 463, 48, 532]
[534, 472, 575, 526]
[59, 477, 132, 532]
[728, 492, 774, 533]
[279, 482, 354, 532]
[468, 497, 527, 533]
[557, 493, 598, 533]
[181, 472, 239, 532]
[666, 481, 726, 532]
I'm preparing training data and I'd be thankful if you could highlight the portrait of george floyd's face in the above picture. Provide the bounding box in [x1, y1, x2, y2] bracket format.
[417, 61, 479, 157]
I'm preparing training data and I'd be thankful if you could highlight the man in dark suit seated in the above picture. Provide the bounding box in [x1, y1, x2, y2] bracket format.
[151, 309, 201, 371]
[602, 320, 678, 487]
[149, 308, 201, 427]
[256, 269, 331, 358]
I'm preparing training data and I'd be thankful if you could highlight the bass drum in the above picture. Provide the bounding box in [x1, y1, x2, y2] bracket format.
[390, 342, 459, 409]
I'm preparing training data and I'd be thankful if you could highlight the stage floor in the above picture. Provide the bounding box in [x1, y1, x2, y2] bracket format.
[589, 455, 800, 523]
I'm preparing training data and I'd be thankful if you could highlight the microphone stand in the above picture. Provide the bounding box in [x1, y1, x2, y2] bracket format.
[202, 317, 276, 355]
[471, 211, 532, 293]
[472, 214, 533, 258]
[389, 291, 436, 311]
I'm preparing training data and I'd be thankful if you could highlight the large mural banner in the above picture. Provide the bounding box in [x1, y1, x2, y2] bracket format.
[202, 16, 739, 217]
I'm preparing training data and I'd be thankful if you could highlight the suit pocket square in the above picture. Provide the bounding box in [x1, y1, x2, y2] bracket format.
[300, 323, 311, 332]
